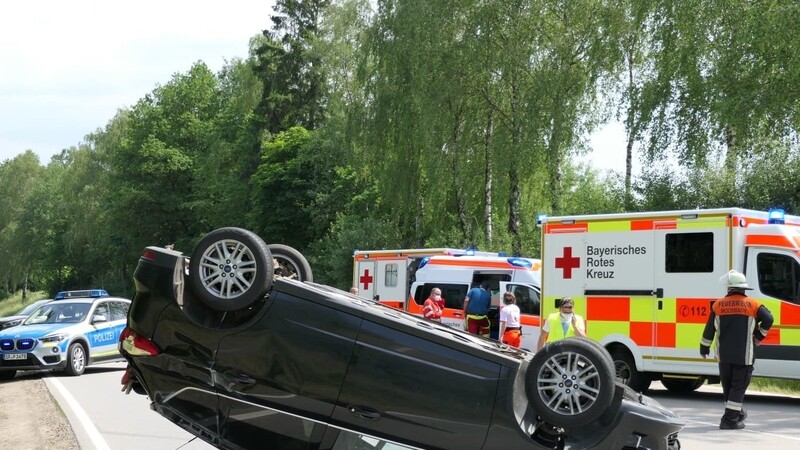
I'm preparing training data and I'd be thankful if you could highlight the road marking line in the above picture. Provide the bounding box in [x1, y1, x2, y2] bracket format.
[48, 377, 111, 450]
[684, 419, 800, 441]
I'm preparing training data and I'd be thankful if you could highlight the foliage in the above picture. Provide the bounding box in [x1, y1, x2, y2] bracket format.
[0, 291, 50, 317]
[2, 0, 800, 299]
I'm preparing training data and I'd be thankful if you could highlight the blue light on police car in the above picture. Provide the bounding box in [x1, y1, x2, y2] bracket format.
[768, 208, 785, 224]
[507, 257, 533, 269]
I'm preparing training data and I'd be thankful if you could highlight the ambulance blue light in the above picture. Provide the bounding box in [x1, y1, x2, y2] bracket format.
[418, 257, 431, 269]
[507, 258, 532, 268]
[465, 246, 477, 256]
[537, 214, 547, 226]
[768, 208, 785, 224]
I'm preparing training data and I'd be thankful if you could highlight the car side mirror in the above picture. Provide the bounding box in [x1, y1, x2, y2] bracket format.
[92, 314, 108, 324]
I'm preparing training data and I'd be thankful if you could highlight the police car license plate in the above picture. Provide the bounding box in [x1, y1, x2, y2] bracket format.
[3, 353, 26, 360]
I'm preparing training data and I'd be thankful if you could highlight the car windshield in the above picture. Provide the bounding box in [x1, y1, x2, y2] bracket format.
[15, 301, 49, 316]
[23, 303, 91, 325]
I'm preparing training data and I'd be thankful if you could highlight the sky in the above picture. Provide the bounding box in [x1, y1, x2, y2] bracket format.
[0, 1, 629, 173]
[0, 1, 275, 163]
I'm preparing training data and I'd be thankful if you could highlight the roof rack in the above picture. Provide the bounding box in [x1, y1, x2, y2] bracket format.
[54, 289, 109, 300]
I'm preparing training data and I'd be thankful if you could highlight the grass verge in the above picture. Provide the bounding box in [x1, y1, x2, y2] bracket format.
[0, 291, 49, 317]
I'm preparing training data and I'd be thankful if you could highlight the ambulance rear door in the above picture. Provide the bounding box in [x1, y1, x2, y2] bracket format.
[652, 214, 729, 374]
[355, 259, 377, 302]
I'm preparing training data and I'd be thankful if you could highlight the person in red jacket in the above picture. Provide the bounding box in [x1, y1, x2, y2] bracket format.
[700, 270, 774, 430]
[422, 287, 444, 322]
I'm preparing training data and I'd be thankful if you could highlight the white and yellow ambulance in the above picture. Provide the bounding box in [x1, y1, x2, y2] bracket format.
[540, 207, 800, 392]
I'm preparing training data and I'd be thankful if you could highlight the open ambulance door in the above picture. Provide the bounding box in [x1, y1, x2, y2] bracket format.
[355, 259, 378, 303]
[500, 281, 542, 350]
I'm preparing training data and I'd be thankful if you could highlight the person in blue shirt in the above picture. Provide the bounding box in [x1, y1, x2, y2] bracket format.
[462, 280, 491, 336]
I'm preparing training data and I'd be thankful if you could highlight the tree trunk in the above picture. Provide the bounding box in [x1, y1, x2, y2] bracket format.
[483, 110, 494, 246]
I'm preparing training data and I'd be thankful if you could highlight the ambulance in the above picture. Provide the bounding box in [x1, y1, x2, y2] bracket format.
[353, 249, 543, 349]
[540, 207, 800, 392]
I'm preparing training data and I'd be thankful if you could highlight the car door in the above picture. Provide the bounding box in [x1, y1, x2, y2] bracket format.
[85, 301, 124, 361]
[215, 286, 362, 450]
[331, 319, 501, 449]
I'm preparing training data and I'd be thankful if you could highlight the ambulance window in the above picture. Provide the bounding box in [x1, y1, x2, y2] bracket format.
[385, 263, 398, 287]
[415, 283, 469, 309]
[665, 232, 714, 273]
[756, 253, 800, 304]
[509, 285, 540, 316]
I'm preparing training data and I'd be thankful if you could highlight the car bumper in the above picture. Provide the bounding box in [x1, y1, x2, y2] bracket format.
[0, 349, 67, 372]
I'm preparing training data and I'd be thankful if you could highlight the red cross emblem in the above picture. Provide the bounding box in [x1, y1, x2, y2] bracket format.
[555, 247, 580, 279]
[360, 269, 374, 290]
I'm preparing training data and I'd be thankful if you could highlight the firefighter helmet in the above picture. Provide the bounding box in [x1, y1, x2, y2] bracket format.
[719, 270, 752, 290]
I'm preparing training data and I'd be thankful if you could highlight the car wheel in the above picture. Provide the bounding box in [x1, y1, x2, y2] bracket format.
[188, 228, 274, 311]
[64, 342, 86, 376]
[268, 244, 313, 282]
[661, 377, 704, 393]
[610, 348, 651, 392]
[0, 370, 16, 381]
[526, 337, 617, 428]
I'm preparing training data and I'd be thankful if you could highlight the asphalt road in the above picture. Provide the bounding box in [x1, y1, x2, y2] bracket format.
[42, 364, 800, 449]
[44, 361, 213, 450]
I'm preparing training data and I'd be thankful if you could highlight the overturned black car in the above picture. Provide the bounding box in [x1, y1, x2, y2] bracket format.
[119, 227, 683, 450]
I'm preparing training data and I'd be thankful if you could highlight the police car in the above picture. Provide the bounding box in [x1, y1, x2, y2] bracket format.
[0, 290, 130, 380]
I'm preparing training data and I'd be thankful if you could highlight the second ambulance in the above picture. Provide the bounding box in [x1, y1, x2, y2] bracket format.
[540, 207, 800, 392]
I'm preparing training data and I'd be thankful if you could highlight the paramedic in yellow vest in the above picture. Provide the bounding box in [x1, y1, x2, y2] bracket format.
[536, 297, 586, 351]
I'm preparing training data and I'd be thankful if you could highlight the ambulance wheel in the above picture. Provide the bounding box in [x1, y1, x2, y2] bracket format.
[610, 348, 651, 392]
[188, 228, 274, 311]
[661, 377, 704, 393]
[268, 244, 313, 282]
[527, 337, 617, 428]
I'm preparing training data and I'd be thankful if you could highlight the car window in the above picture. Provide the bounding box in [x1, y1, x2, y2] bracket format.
[93, 303, 110, 322]
[25, 303, 91, 324]
[332, 431, 418, 450]
[16, 300, 49, 316]
[110, 301, 129, 321]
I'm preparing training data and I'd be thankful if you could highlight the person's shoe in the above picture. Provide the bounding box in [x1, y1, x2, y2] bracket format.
[719, 418, 745, 430]
[738, 409, 747, 422]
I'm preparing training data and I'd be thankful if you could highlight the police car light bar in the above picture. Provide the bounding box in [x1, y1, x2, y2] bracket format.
[54, 289, 109, 300]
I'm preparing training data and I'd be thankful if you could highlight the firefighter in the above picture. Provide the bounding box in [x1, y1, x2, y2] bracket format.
[700, 269, 774, 430]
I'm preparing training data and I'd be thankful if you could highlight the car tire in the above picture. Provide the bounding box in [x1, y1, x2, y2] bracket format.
[64, 342, 86, 376]
[268, 244, 313, 282]
[526, 337, 617, 428]
[610, 348, 651, 392]
[188, 228, 274, 311]
[0, 370, 16, 381]
[661, 376, 704, 393]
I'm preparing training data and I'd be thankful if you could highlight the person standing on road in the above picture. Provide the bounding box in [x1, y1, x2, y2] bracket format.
[537, 297, 586, 351]
[700, 270, 773, 430]
[463, 281, 491, 336]
[423, 287, 445, 322]
[499, 291, 522, 348]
